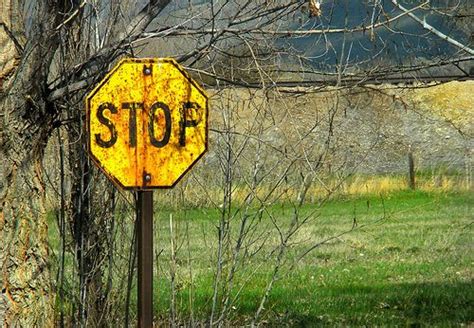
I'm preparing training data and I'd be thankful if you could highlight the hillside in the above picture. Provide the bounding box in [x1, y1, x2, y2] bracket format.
[204, 81, 473, 179]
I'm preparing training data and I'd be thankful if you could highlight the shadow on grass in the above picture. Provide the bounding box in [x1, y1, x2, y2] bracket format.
[269, 280, 473, 327]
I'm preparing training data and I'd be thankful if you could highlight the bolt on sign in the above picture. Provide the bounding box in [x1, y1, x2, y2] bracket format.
[86, 58, 208, 189]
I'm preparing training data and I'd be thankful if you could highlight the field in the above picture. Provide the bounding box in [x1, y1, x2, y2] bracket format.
[129, 189, 473, 326]
[44, 81, 473, 326]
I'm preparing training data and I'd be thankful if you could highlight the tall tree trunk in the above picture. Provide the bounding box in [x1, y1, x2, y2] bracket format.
[0, 144, 53, 326]
[0, 1, 62, 325]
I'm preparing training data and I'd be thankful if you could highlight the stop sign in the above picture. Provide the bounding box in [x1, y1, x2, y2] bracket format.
[86, 58, 208, 189]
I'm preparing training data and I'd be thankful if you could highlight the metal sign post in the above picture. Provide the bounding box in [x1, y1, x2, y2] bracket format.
[137, 191, 153, 327]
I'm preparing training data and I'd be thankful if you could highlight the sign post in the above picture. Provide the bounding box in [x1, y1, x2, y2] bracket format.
[137, 191, 153, 327]
[86, 58, 208, 327]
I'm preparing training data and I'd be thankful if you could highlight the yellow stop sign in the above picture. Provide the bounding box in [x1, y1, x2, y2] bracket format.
[86, 58, 208, 189]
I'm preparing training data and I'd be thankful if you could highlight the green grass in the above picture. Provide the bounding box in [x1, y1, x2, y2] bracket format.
[48, 189, 473, 326]
[149, 190, 473, 326]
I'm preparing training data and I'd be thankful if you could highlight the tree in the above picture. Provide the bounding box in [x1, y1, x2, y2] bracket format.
[1, 0, 472, 326]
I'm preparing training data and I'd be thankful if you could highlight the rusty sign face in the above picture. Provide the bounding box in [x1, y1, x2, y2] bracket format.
[86, 58, 208, 189]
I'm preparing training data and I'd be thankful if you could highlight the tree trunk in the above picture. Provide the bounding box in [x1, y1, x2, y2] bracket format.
[0, 1, 63, 325]
[0, 68, 55, 325]
[0, 148, 53, 326]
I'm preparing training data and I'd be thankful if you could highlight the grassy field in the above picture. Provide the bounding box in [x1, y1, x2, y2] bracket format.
[146, 190, 473, 326]
[48, 187, 473, 326]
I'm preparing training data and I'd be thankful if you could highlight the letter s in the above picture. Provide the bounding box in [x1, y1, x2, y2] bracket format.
[95, 102, 118, 148]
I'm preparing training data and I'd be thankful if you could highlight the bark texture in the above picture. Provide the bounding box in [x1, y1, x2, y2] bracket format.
[0, 1, 62, 325]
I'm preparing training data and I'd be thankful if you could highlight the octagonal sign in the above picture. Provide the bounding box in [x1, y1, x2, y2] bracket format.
[86, 58, 208, 189]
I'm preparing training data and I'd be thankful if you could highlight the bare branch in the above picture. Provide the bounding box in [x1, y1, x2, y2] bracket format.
[391, 0, 474, 55]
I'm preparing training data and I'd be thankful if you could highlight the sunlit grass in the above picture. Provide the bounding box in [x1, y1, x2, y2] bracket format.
[153, 171, 471, 209]
[47, 178, 473, 326]
[147, 189, 473, 326]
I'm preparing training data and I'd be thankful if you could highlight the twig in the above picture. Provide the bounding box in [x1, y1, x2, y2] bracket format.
[55, 0, 88, 31]
[391, 0, 474, 55]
